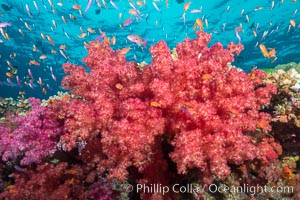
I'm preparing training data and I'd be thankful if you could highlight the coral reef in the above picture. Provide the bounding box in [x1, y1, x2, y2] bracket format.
[0, 162, 120, 200]
[275, 62, 300, 74]
[2, 31, 299, 200]
[266, 69, 300, 155]
[0, 97, 30, 120]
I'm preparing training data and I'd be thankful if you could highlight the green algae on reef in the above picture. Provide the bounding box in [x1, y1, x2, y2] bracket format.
[262, 68, 276, 73]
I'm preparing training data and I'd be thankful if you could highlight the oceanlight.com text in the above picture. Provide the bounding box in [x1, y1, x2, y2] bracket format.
[208, 183, 294, 196]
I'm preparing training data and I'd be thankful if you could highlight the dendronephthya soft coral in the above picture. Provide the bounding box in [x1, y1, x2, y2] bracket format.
[54, 31, 281, 198]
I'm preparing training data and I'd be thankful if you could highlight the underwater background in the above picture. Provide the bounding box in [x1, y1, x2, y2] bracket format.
[0, 0, 299, 98]
[1, 1, 300, 199]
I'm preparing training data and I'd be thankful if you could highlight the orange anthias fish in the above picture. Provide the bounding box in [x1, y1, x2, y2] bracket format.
[136, 1, 143, 7]
[183, 1, 191, 12]
[87, 27, 95, 33]
[29, 60, 40, 66]
[6, 71, 14, 78]
[259, 44, 269, 57]
[104, 36, 110, 45]
[111, 36, 116, 45]
[65, 169, 78, 175]
[193, 18, 203, 30]
[290, 19, 296, 27]
[78, 32, 86, 38]
[268, 48, 276, 58]
[249, 66, 257, 80]
[39, 55, 47, 60]
[282, 166, 293, 179]
[150, 101, 160, 108]
[42, 88, 47, 95]
[256, 119, 269, 129]
[115, 83, 123, 90]
[59, 44, 66, 50]
[47, 35, 55, 46]
[119, 47, 131, 55]
[259, 44, 276, 59]
[72, 4, 81, 10]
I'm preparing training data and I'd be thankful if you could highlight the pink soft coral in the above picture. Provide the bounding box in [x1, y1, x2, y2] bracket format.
[0, 98, 63, 165]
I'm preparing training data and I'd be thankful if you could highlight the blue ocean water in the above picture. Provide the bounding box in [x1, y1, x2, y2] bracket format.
[0, 0, 299, 99]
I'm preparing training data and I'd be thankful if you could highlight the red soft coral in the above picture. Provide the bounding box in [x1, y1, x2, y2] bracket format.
[58, 31, 280, 193]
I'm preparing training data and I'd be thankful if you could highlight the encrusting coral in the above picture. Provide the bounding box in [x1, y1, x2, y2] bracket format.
[266, 69, 300, 156]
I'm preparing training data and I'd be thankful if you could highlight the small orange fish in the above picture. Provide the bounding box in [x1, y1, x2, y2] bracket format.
[51, 49, 57, 54]
[268, 48, 276, 58]
[65, 169, 78, 175]
[282, 166, 293, 179]
[259, 44, 276, 59]
[47, 35, 55, 46]
[259, 44, 270, 58]
[119, 47, 131, 55]
[17, 103, 27, 108]
[150, 101, 160, 108]
[78, 32, 86, 38]
[42, 88, 47, 95]
[238, 164, 247, 173]
[201, 73, 212, 80]
[128, 9, 139, 15]
[6, 71, 14, 78]
[290, 19, 296, 28]
[87, 27, 95, 33]
[29, 60, 40, 66]
[183, 1, 191, 12]
[68, 178, 75, 185]
[193, 18, 203, 30]
[59, 44, 66, 50]
[111, 36, 116, 45]
[249, 66, 257, 80]
[39, 55, 47, 60]
[256, 119, 269, 129]
[72, 4, 81, 10]
[136, 1, 143, 7]
[104, 36, 110, 45]
[115, 83, 123, 90]
[61, 94, 70, 101]
[6, 185, 15, 190]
